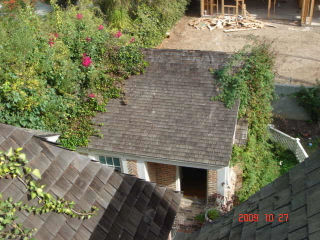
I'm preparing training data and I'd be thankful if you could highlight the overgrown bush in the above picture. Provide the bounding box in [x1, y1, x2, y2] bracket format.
[213, 39, 284, 201]
[294, 81, 320, 123]
[95, 0, 190, 47]
[0, 2, 147, 149]
[270, 141, 299, 175]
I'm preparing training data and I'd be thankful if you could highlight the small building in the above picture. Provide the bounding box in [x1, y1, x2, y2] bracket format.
[197, 0, 318, 25]
[78, 49, 247, 203]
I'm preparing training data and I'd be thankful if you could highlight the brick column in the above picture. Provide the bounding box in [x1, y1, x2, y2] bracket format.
[155, 163, 177, 190]
[207, 169, 218, 203]
[127, 160, 138, 177]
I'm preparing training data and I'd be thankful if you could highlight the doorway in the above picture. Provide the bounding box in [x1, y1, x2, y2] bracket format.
[180, 167, 207, 199]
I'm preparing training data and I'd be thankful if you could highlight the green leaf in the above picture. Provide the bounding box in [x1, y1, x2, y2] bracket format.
[16, 167, 22, 176]
[16, 147, 23, 152]
[6, 147, 13, 157]
[0, 225, 4, 231]
[32, 169, 41, 179]
[19, 153, 26, 161]
[36, 188, 43, 197]
[3, 218, 11, 224]
[25, 167, 32, 174]
[31, 192, 37, 199]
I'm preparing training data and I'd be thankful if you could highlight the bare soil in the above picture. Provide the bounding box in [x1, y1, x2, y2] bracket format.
[273, 117, 320, 155]
[159, 16, 320, 86]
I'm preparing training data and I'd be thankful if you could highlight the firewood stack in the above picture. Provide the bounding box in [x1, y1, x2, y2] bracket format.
[188, 16, 274, 32]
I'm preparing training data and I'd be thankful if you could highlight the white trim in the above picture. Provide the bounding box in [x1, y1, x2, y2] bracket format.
[44, 135, 60, 143]
[232, 101, 241, 145]
[137, 160, 150, 181]
[217, 167, 230, 204]
[76, 147, 223, 170]
[121, 158, 129, 174]
[296, 138, 309, 159]
[176, 166, 181, 191]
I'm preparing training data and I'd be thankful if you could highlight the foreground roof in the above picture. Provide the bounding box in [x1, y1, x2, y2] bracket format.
[176, 150, 320, 240]
[89, 49, 239, 168]
[0, 123, 181, 240]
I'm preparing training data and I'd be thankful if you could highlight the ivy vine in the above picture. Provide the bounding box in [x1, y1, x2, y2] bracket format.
[0, 147, 98, 239]
[212, 38, 284, 201]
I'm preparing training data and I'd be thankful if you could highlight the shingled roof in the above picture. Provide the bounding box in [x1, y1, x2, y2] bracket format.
[89, 49, 239, 168]
[0, 123, 182, 240]
[175, 150, 320, 240]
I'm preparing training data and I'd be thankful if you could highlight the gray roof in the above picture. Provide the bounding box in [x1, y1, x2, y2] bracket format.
[0, 123, 182, 240]
[89, 49, 239, 168]
[175, 150, 320, 240]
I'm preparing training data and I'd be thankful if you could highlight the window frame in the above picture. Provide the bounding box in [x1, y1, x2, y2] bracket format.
[98, 155, 122, 172]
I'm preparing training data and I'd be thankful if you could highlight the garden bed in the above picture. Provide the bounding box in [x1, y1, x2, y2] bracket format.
[273, 117, 320, 156]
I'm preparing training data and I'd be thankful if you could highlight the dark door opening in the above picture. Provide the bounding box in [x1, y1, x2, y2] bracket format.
[180, 167, 207, 199]
[186, 0, 201, 17]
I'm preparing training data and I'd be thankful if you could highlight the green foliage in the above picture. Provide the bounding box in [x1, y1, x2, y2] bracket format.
[0, 3, 147, 149]
[194, 212, 206, 222]
[95, 0, 189, 47]
[195, 208, 220, 223]
[213, 39, 282, 201]
[0, 147, 98, 239]
[107, 45, 149, 78]
[206, 208, 220, 220]
[270, 141, 299, 175]
[294, 81, 320, 123]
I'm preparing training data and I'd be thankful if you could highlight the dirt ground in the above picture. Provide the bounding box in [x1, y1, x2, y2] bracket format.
[159, 16, 320, 86]
[273, 117, 320, 155]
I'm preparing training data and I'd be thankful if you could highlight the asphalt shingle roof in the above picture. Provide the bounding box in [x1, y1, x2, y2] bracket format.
[89, 49, 239, 168]
[175, 150, 320, 240]
[0, 123, 182, 240]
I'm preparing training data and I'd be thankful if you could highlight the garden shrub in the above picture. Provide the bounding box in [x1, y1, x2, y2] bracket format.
[95, 0, 190, 47]
[213, 39, 288, 201]
[294, 81, 320, 123]
[0, 2, 147, 149]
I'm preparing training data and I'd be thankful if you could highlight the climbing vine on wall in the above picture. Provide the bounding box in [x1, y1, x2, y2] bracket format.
[212, 38, 283, 201]
[0, 147, 98, 239]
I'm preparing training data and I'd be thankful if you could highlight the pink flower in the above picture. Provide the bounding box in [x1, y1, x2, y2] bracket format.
[88, 93, 95, 98]
[129, 37, 135, 43]
[77, 14, 83, 20]
[53, 33, 59, 38]
[114, 31, 122, 38]
[82, 53, 92, 68]
[48, 39, 55, 47]
[98, 25, 104, 30]
[86, 37, 92, 42]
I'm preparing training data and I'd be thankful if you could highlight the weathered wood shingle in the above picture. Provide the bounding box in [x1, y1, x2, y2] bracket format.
[89, 49, 239, 167]
[0, 123, 182, 240]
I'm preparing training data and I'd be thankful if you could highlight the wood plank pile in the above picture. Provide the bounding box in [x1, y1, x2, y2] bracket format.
[188, 16, 274, 32]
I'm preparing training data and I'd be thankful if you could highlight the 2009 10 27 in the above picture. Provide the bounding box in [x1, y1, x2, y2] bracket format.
[238, 214, 289, 222]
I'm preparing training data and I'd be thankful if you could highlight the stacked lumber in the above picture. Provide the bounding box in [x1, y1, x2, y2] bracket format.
[188, 16, 274, 32]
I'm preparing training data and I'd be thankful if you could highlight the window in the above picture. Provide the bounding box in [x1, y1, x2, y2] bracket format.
[99, 156, 122, 172]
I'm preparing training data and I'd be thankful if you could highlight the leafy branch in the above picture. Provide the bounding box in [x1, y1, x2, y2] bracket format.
[0, 147, 98, 239]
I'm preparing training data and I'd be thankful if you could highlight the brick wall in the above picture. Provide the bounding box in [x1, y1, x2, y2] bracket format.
[147, 162, 157, 182]
[207, 169, 218, 203]
[146, 162, 176, 190]
[127, 160, 138, 177]
[232, 164, 243, 192]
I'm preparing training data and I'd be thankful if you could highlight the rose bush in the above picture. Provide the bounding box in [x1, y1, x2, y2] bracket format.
[0, 2, 147, 149]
